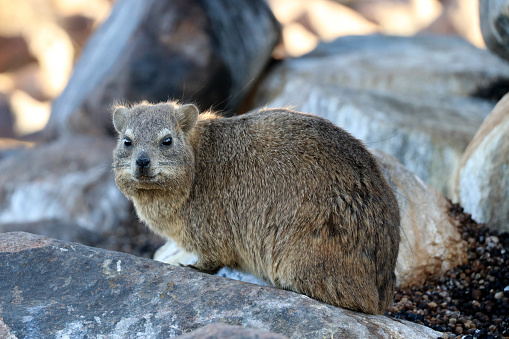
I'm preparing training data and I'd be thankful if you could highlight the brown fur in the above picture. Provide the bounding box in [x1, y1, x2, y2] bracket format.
[112, 101, 400, 314]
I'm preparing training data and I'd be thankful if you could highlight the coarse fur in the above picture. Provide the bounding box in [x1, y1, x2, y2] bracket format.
[112, 101, 400, 314]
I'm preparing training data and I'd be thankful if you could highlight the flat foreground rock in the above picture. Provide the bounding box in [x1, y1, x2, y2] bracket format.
[0, 232, 442, 338]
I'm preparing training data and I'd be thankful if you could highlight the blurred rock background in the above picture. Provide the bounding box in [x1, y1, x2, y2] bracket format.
[0, 0, 484, 140]
[0, 0, 113, 138]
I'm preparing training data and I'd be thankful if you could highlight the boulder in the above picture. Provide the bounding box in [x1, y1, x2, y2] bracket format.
[0, 232, 443, 338]
[0, 136, 129, 233]
[479, 0, 509, 62]
[46, 0, 280, 138]
[453, 93, 509, 232]
[253, 35, 505, 196]
[257, 34, 509, 100]
[371, 149, 467, 287]
[155, 149, 466, 288]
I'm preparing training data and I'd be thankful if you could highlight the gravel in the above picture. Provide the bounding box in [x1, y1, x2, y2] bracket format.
[387, 203, 509, 339]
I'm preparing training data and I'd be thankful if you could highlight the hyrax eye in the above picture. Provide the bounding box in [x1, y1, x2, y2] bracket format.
[124, 137, 132, 147]
[161, 137, 172, 146]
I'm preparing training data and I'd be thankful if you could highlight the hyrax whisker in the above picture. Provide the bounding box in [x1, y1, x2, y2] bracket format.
[112, 100, 400, 315]
[158, 159, 217, 166]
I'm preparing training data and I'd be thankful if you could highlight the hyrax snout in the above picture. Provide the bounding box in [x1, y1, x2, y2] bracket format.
[112, 101, 400, 314]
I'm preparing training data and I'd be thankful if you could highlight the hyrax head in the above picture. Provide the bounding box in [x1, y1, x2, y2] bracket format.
[112, 101, 199, 193]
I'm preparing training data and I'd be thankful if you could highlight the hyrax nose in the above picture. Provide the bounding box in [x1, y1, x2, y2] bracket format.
[136, 157, 151, 169]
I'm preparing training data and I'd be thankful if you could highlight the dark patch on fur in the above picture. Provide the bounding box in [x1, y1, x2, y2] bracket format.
[326, 213, 341, 237]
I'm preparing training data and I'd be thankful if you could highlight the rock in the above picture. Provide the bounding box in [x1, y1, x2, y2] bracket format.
[266, 34, 509, 99]
[479, 0, 509, 62]
[453, 93, 509, 232]
[253, 35, 503, 196]
[175, 324, 288, 339]
[371, 149, 467, 287]
[0, 136, 129, 233]
[46, 0, 280, 138]
[0, 232, 443, 338]
[0, 220, 102, 246]
[155, 149, 467, 289]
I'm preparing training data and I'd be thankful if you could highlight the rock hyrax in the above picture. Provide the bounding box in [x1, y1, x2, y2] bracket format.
[112, 101, 400, 314]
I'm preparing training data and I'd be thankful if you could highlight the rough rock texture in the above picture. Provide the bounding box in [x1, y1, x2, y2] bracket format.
[253, 35, 502, 197]
[0, 232, 442, 339]
[0, 136, 128, 232]
[371, 149, 467, 287]
[46, 0, 280, 138]
[480, 0, 509, 62]
[258, 34, 509, 100]
[453, 93, 509, 232]
[175, 323, 288, 339]
[154, 149, 466, 289]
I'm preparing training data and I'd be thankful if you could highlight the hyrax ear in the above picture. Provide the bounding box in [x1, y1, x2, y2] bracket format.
[112, 106, 129, 133]
[176, 104, 199, 133]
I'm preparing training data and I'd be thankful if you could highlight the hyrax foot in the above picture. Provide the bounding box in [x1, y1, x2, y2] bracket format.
[179, 260, 222, 275]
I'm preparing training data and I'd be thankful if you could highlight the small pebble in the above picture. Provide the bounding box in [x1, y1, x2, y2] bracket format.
[494, 291, 504, 299]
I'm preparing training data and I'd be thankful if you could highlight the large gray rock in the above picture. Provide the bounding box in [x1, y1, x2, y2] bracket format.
[0, 136, 128, 233]
[0, 232, 443, 338]
[260, 34, 509, 99]
[253, 35, 502, 197]
[46, 0, 280, 138]
[480, 0, 509, 62]
[453, 93, 509, 232]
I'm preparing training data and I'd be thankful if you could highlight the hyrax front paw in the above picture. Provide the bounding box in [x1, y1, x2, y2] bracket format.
[179, 261, 221, 275]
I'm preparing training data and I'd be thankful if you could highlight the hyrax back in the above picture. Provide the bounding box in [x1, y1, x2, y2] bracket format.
[112, 101, 400, 314]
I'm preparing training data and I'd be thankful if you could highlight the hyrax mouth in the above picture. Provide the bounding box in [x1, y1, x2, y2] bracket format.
[132, 167, 159, 181]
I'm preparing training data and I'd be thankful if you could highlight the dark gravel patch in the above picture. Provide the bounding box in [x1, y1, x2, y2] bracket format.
[387, 203, 509, 339]
[93, 214, 165, 259]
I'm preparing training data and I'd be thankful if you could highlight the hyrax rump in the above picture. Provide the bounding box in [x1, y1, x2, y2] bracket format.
[112, 101, 400, 314]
